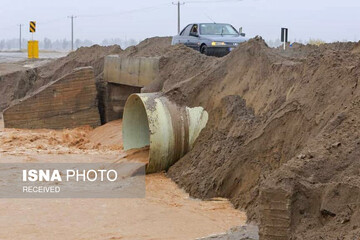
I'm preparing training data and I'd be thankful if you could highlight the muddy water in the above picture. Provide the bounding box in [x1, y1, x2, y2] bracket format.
[0, 121, 246, 239]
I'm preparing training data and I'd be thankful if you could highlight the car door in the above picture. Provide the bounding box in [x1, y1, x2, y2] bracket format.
[186, 24, 199, 50]
[175, 24, 192, 45]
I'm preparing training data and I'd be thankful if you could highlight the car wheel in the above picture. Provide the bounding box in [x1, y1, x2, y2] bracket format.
[200, 44, 208, 55]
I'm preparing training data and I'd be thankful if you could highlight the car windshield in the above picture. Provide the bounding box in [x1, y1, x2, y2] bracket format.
[199, 23, 238, 35]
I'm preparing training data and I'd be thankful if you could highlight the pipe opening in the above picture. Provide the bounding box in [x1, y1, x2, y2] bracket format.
[123, 93, 208, 173]
[122, 95, 150, 151]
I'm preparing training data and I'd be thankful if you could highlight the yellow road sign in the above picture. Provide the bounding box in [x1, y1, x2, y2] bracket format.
[28, 41, 39, 59]
[30, 21, 36, 33]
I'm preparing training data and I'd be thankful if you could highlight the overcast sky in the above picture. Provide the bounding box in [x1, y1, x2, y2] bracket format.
[1, 0, 360, 43]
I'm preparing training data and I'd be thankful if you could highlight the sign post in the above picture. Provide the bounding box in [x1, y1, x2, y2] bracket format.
[28, 21, 38, 59]
[281, 28, 288, 50]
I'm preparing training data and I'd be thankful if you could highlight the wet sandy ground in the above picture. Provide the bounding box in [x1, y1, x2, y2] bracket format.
[0, 120, 247, 240]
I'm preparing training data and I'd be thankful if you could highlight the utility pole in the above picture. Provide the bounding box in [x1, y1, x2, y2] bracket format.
[18, 24, 22, 51]
[281, 28, 288, 51]
[172, 1, 185, 33]
[67, 15, 77, 51]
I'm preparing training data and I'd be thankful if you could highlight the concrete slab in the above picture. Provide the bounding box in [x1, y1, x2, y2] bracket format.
[104, 55, 160, 87]
[3, 67, 100, 129]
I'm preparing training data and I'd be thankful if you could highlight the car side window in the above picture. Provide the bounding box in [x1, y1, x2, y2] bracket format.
[181, 25, 192, 36]
[180, 25, 188, 36]
[190, 24, 198, 35]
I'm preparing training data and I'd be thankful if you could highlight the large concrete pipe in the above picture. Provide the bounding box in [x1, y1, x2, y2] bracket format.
[123, 93, 208, 173]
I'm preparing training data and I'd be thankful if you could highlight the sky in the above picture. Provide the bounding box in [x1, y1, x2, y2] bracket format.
[1, 0, 360, 43]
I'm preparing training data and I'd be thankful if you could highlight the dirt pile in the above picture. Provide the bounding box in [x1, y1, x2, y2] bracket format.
[123, 36, 172, 57]
[40, 45, 122, 81]
[0, 45, 122, 111]
[166, 37, 360, 239]
[119, 36, 219, 93]
[88, 119, 123, 148]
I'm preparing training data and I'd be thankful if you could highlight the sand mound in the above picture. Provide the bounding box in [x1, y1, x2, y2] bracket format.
[40, 44, 122, 81]
[88, 119, 123, 149]
[0, 45, 122, 111]
[119, 37, 219, 93]
[123, 36, 172, 57]
[144, 44, 218, 93]
[166, 37, 360, 238]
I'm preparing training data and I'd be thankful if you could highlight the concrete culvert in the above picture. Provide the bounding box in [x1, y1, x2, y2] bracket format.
[123, 93, 208, 173]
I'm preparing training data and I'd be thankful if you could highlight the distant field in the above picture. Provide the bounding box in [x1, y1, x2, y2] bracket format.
[0, 51, 68, 63]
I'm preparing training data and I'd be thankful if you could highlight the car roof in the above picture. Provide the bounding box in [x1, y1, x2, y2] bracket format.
[189, 23, 233, 25]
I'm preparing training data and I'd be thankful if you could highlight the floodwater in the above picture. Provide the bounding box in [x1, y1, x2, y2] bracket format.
[0, 120, 247, 240]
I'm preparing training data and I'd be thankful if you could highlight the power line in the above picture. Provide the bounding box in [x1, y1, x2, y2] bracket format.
[79, 3, 170, 18]
[171, 0, 242, 33]
[187, 0, 243, 3]
[0, 25, 18, 31]
[37, 17, 67, 26]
